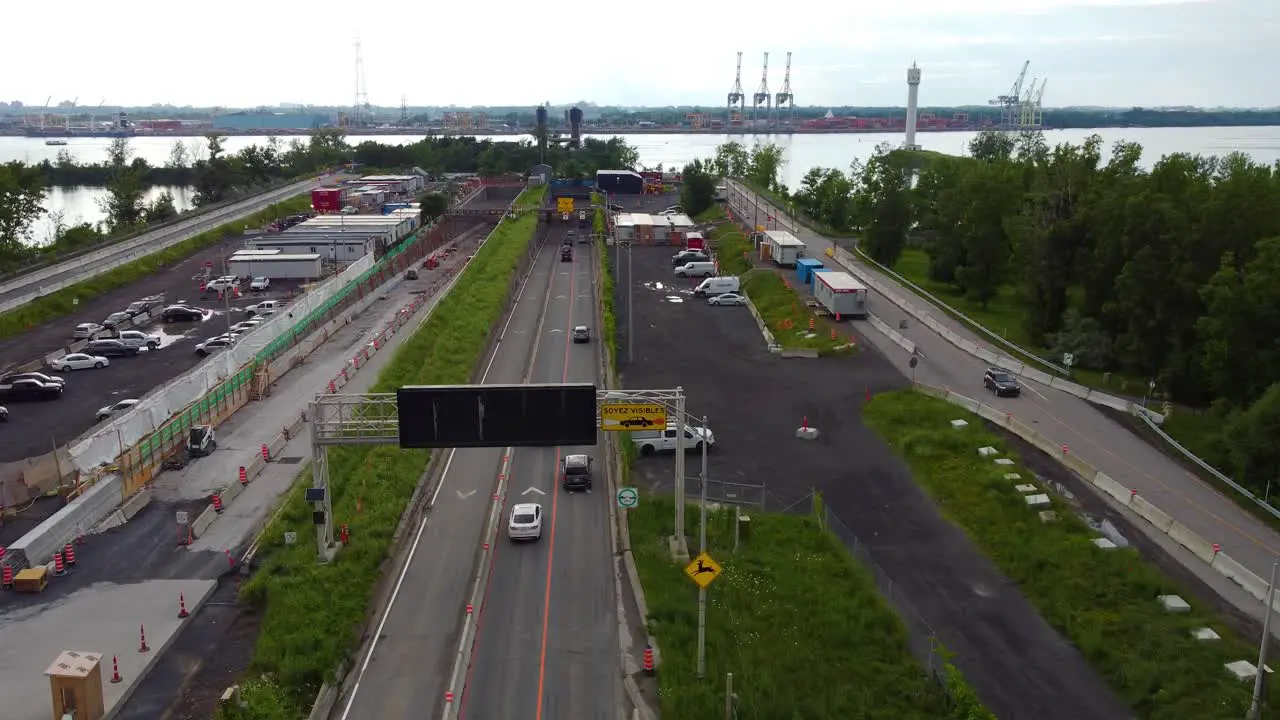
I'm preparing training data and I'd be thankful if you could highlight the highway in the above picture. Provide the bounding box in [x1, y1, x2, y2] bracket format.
[0, 176, 328, 314]
[459, 226, 620, 719]
[725, 180, 1280, 591]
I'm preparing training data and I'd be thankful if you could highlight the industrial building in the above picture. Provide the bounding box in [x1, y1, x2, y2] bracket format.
[612, 213, 696, 244]
[211, 112, 331, 131]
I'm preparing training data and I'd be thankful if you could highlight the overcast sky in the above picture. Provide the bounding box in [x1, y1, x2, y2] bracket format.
[5, 0, 1275, 109]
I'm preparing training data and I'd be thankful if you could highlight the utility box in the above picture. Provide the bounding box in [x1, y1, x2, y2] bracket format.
[46, 650, 106, 720]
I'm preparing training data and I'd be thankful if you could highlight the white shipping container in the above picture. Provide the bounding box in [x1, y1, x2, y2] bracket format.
[227, 253, 323, 280]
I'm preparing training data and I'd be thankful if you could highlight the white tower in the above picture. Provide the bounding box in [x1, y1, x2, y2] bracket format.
[905, 62, 922, 150]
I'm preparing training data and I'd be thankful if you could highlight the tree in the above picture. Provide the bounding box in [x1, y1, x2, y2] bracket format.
[106, 137, 132, 168]
[206, 134, 228, 161]
[167, 140, 190, 169]
[710, 141, 750, 179]
[416, 192, 449, 223]
[854, 144, 913, 267]
[679, 160, 717, 218]
[746, 143, 785, 193]
[0, 161, 47, 257]
[146, 191, 179, 224]
[99, 168, 146, 232]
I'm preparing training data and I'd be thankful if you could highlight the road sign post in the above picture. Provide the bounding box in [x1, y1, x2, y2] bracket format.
[617, 487, 639, 509]
[1062, 353, 1074, 368]
[685, 550, 722, 678]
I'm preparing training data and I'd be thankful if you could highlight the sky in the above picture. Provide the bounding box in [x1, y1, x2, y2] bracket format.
[4, 0, 1276, 109]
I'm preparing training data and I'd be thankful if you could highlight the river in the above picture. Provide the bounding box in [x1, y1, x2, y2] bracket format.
[6, 126, 1279, 243]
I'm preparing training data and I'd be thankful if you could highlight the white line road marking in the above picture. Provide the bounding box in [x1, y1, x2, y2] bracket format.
[1020, 381, 1049, 401]
[456, 489, 477, 500]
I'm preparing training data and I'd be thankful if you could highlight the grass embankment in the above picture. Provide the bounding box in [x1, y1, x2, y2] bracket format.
[864, 390, 1261, 719]
[630, 493, 989, 719]
[0, 195, 313, 341]
[708, 211, 852, 354]
[220, 186, 547, 719]
[594, 194, 637, 469]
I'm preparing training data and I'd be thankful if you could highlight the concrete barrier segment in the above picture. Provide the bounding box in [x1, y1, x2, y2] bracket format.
[1129, 494, 1175, 534]
[1167, 521, 1218, 564]
[1091, 472, 1135, 508]
[1211, 552, 1269, 603]
[191, 504, 218, 538]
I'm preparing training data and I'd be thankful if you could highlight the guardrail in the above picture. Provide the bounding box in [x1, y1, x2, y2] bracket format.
[0, 178, 319, 314]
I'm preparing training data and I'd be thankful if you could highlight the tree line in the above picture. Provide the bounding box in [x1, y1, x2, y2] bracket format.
[718, 134, 1280, 497]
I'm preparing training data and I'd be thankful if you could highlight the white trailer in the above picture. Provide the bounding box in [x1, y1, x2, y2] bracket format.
[812, 270, 869, 318]
[762, 230, 806, 267]
[227, 253, 323, 280]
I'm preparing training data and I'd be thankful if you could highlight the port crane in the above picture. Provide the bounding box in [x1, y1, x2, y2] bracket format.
[88, 99, 105, 133]
[774, 52, 794, 129]
[752, 52, 771, 128]
[726, 52, 745, 130]
[989, 60, 1029, 130]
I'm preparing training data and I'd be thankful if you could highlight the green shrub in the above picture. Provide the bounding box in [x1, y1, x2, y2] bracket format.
[863, 390, 1260, 719]
[226, 186, 547, 717]
[629, 493, 973, 719]
[0, 196, 313, 341]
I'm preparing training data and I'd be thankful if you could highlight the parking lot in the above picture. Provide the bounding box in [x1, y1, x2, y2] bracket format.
[0, 234, 304, 464]
[612, 232, 1129, 717]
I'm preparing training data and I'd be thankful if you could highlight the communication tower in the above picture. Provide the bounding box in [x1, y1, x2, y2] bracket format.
[751, 52, 772, 130]
[726, 52, 746, 130]
[774, 52, 794, 129]
[904, 63, 921, 150]
[353, 41, 371, 128]
[399, 95, 409, 126]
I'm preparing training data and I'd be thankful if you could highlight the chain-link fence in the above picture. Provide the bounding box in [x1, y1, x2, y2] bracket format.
[681, 476, 767, 509]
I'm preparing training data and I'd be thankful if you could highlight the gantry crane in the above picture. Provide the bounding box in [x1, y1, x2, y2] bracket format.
[726, 52, 745, 130]
[752, 52, 771, 129]
[989, 60, 1030, 130]
[774, 52, 794, 129]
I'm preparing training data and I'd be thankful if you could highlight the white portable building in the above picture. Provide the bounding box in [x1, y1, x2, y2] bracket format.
[812, 270, 869, 318]
[228, 253, 323, 280]
[762, 230, 807, 267]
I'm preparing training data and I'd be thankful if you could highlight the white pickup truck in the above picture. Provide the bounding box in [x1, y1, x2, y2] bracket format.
[631, 424, 716, 456]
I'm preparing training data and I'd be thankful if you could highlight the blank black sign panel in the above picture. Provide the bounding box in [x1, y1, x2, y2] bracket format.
[397, 383, 599, 449]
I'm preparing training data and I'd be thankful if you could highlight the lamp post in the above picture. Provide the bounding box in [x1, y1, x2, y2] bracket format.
[696, 414, 711, 678]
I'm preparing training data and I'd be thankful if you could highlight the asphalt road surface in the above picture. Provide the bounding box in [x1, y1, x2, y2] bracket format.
[460, 222, 621, 720]
[724, 180, 1280, 588]
[613, 237, 1129, 719]
[0, 234, 303, 463]
[333, 229, 561, 719]
[0, 177, 323, 307]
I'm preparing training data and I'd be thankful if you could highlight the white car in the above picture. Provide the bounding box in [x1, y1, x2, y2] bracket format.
[195, 336, 236, 357]
[97, 398, 140, 421]
[230, 319, 263, 334]
[250, 276, 271, 291]
[206, 277, 240, 293]
[341, 205, 359, 215]
[115, 330, 161, 350]
[49, 353, 109, 372]
[708, 292, 746, 306]
[507, 503, 544, 541]
[73, 322, 104, 339]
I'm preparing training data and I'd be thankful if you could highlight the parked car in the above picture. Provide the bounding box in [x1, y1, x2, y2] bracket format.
[675, 262, 716, 278]
[230, 320, 263, 334]
[0, 378, 63, 401]
[49, 353, 110, 372]
[672, 250, 710, 266]
[571, 326, 590, 343]
[114, 330, 161, 350]
[249, 276, 271, 291]
[507, 502, 543, 542]
[983, 368, 1022, 397]
[0, 372, 65, 388]
[631, 424, 715, 456]
[83, 339, 140, 358]
[245, 300, 281, 318]
[707, 292, 746, 306]
[341, 205, 359, 215]
[195, 336, 236, 357]
[102, 311, 132, 329]
[206, 276, 240, 293]
[162, 305, 205, 323]
[125, 299, 158, 316]
[73, 322, 104, 339]
[97, 398, 140, 421]
[659, 205, 684, 215]
[609, 203, 624, 213]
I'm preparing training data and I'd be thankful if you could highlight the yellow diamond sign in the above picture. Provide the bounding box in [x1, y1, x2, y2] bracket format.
[684, 551, 722, 589]
[557, 197, 575, 213]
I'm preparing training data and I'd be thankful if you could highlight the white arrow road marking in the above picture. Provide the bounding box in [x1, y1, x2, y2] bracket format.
[549, 329, 563, 333]
[522, 487, 546, 496]
[554, 295, 568, 299]
[456, 489, 477, 500]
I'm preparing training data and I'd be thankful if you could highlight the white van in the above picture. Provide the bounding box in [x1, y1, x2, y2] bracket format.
[675, 262, 716, 278]
[693, 276, 740, 297]
[246, 300, 281, 317]
[632, 424, 716, 456]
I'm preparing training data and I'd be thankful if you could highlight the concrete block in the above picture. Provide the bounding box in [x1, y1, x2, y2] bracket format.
[977, 446, 998, 457]
[994, 458, 1015, 466]
[1226, 660, 1261, 682]
[1158, 594, 1191, 613]
[11, 474, 123, 565]
[1024, 493, 1051, 507]
[949, 419, 968, 429]
[120, 488, 152, 521]
[1015, 484, 1038, 493]
[1038, 511, 1058, 523]
[1193, 627, 1220, 641]
[1167, 521, 1217, 564]
[795, 426, 820, 441]
[191, 504, 218, 538]
[1004, 473, 1022, 481]
[1128, 494, 1175, 534]
[220, 478, 244, 505]
[1093, 538, 1117, 550]
[1211, 552, 1269, 603]
[1091, 472, 1134, 508]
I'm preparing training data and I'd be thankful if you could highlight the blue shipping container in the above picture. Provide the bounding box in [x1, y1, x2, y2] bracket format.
[796, 258, 825, 285]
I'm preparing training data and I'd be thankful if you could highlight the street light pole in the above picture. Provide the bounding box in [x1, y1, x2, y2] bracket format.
[674, 390, 687, 552]
[1247, 561, 1279, 720]
[627, 240, 634, 365]
[696, 414, 710, 679]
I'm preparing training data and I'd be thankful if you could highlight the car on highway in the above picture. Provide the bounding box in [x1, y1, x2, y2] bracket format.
[561, 246, 573, 262]
[161, 305, 205, 323]
[0, 378, 64, 401]
[571, 326, 590, 343]
[114, 330, 161, 350]
[73, 322, 105, 339]
[672, 249, 710, 266]
[564, 230, 576, 246]
[560, 453, 594, 492]
[707, 292, 746, 306]
[195, 335, 236, 357]
[102, 311, 132, 329]
[83, 339, 140, 358]
[507, 502, 543, 541]
[983, 368, 1022, 397]
[1, 372, 66, 388]
[249, 276, 271, 291]
[49, 353, 110, 372]
[96, 398, 140, 421]
[0, 405, 7, 422]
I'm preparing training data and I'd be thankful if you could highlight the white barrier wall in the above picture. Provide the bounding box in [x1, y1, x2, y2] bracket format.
[66, 254, 376, 471]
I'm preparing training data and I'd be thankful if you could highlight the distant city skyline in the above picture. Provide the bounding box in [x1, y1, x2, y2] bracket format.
[4, 0, 1276, 108]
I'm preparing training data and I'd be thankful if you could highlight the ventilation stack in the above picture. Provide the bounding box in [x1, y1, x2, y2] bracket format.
[569, 107, 583, 149]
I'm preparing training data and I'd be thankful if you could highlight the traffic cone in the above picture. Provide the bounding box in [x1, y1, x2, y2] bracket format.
[643, 645, 655, 675]
[340, 524, 350, 544]
[54, 551, 66, 577]
[110, 655, 122, 683]
[139, 625, 150, 653]
[801, 416, 809, 431]
[830, 328, 836, 340]
[63, 543, 76, 567]
[239, 466, 248, 486]
[808, 318, 815, 332]
[261, 444, 270, 461]
[211, 494, 223, 514]
[178, 593, 189, 618]
[2, 564, 13, 589]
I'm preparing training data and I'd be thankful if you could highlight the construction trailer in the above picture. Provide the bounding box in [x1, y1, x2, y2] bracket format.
[252, 232, 380, 262]
[761, 230, 806, 267]
[796, 257, 824, 285]
[812, 270, 869, 318]
[227, 253, 323, 280]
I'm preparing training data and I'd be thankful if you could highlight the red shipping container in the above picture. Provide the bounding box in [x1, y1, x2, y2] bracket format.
[312, 188, 343, 213]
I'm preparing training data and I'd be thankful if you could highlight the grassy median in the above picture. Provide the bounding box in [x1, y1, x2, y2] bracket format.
[629, 492, 989, 719]
[863, 390, 1261, 719]
[0, 195, 313, 341]
[222, 186, 546, 718]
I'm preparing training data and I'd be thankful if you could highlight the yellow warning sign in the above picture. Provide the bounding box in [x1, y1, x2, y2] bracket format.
[600, 402, 666, 431]
[557, 197, 575, 213]
[684, 551, 722, 589]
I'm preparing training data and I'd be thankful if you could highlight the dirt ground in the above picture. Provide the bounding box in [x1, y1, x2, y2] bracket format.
[612, 229, 1131, 718]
